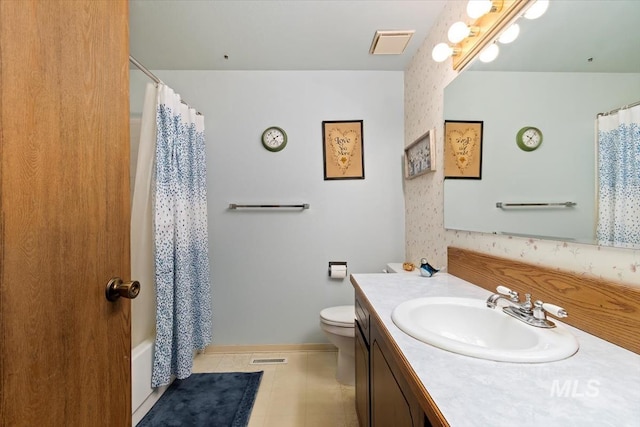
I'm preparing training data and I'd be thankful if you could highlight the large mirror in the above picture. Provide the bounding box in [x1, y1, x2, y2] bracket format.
[443, 0, 640, 248]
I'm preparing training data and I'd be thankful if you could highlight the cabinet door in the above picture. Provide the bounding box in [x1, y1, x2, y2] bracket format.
[371, 340, 415, 427]
[355, 324, 370, 427]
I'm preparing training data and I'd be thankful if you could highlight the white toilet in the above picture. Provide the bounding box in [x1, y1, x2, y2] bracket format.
[320, 305, 356, 385]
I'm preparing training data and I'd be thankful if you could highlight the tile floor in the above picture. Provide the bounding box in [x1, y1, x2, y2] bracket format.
[192, 350, 359, 427]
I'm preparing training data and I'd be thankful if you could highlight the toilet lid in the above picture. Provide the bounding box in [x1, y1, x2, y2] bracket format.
[320, 305, 355, 327]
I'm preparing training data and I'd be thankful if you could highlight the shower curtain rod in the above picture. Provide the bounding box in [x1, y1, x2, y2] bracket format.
[129, 55, 162, 84]
[597, 99, 640, 117]
[129, 55, 202, 115]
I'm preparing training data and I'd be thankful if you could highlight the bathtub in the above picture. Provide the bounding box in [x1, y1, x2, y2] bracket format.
[131, 339, 170, 425]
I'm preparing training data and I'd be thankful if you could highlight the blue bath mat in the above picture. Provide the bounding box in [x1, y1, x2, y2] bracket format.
[137, 371, 263, 427]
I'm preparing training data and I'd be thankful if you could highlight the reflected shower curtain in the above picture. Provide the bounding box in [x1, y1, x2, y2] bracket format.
[596, 104, 640, 247]
[151, 84, 212, 387]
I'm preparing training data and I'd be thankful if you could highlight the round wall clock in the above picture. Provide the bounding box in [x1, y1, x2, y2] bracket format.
[261, 126, 287, 152]
[516, 126, 543, 151]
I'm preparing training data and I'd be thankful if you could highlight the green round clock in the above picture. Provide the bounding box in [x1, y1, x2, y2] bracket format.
[261, 126, 287, 152]
[516, 126, 543, 151]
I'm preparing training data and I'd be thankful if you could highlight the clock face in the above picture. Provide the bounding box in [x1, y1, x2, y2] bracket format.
[516, 126, 543, 151]
[262, 127, 287, 152]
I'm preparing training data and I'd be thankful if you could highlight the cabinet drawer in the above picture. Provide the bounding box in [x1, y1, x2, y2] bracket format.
[355, 295, 370, 345]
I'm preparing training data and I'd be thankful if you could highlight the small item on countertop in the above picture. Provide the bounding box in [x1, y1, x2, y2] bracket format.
[402, 262, 415, 271]
[419, 258, 440, 277]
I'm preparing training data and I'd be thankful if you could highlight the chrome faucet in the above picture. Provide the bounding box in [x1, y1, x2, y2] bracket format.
[486, 286, 568, 328]
[486, 285, 521, 308]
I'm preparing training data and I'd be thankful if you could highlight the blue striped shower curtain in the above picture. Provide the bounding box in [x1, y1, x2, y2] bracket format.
[596, 104, 640, 247]
[151, 84, 212, 387]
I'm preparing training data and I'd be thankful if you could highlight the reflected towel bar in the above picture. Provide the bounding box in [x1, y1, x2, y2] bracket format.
[229, 203, 310, 210]
[496, 202, 576, 209]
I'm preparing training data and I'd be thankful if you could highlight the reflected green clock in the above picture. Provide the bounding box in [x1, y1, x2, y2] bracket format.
[516, 126, 543, 151]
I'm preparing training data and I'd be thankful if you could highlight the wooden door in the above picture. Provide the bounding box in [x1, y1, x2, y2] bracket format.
[0, 1, 131, 425]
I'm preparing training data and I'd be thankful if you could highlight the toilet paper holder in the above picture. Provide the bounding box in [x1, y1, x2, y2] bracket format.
[328, 261, 348, 278]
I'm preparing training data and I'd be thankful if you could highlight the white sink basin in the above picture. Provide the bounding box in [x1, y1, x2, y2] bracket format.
[391, 297, 579, 363]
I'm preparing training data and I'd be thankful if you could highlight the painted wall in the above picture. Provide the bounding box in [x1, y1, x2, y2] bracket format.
[130, 70, 406, 345]
[404, 1, 640, 286]
[444, 71, 640, 242]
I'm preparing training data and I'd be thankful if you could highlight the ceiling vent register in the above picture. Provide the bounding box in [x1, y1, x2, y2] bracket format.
[369, 30, 415, 55]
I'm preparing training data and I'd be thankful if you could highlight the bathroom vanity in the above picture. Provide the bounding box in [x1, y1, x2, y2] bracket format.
[352, 248, 640, 427]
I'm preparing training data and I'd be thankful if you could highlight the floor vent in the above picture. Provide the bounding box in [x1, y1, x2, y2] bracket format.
[250, 357, 288, 365]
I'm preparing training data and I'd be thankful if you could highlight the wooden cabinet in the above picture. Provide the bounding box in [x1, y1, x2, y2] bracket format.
[355, 293, 431, 427]
[355, 296, 370, 427]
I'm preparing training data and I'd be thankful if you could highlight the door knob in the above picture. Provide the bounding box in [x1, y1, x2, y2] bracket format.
[105, 277, 140, 302]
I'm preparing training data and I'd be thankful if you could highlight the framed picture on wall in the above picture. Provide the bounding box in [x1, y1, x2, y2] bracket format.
[404, 128, 436, 179]
[322, 120, 365, 180]
[444, 120, 483, 179]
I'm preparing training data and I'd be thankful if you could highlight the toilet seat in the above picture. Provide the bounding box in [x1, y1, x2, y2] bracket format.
[320, 305, 355, 327]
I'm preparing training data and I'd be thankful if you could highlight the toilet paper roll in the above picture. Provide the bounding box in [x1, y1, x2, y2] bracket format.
[329, 264, 347, 279]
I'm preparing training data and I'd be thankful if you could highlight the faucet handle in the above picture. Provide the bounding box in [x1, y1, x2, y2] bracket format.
[496, 285, 519, 301]
[541, 303, 568, 318]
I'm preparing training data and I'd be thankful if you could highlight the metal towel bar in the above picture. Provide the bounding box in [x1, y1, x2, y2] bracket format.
[229, 203, 310, 210]
[496, 202, 576, 209]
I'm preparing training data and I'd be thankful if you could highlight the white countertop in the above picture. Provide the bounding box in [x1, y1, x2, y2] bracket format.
[352, 272, 640, 427]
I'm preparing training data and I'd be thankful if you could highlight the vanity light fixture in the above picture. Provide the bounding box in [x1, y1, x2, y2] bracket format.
[479, 43, 500, 62]
[448, 22, 479, 44]
[498, 23, 520, 44]
[431, 0, 532, 71]
[524, 0, 549, 19]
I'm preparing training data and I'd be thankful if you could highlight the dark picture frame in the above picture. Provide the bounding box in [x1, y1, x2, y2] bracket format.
[444, 120, 483, 179]
[322, 120, 364, 180]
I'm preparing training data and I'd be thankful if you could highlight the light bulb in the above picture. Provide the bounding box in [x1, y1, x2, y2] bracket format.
[432, 43, 454, 62]
[524, 0, 549, 19]
[498, 23, 520, 44]
[467, 0, 493, 19]
[448, 22, 471, 44]
[479, 43, 499, 63]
